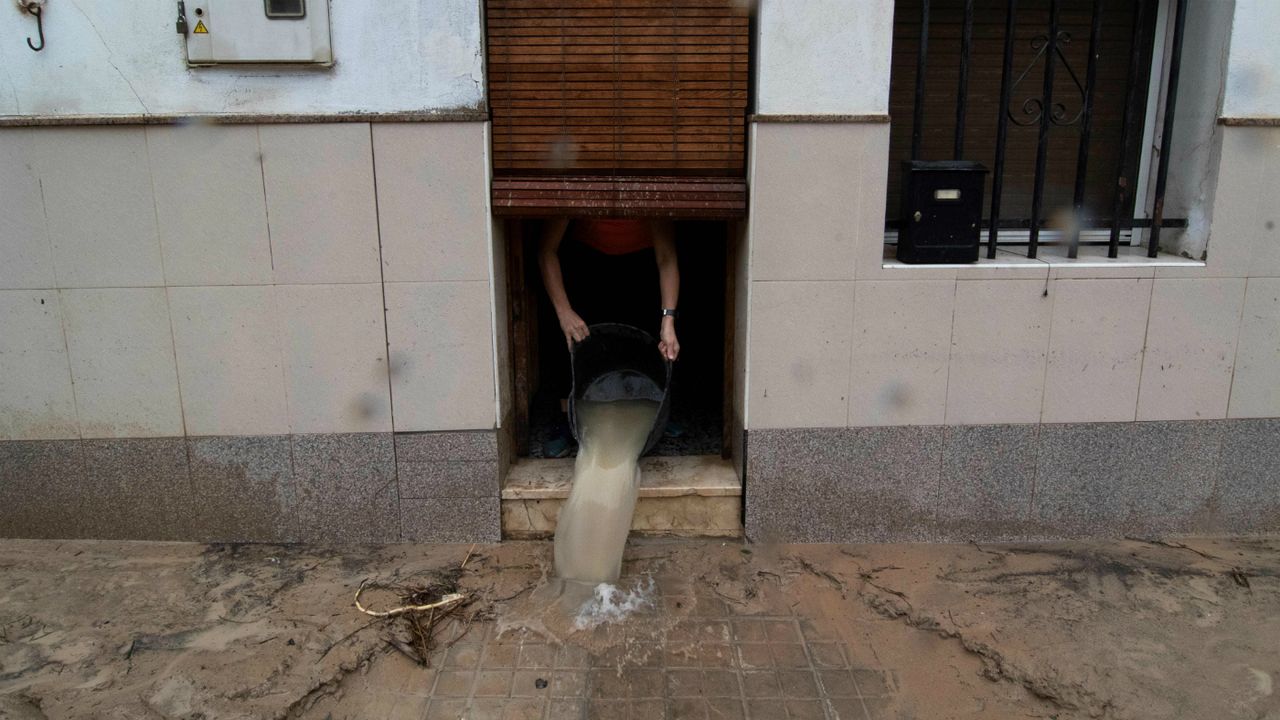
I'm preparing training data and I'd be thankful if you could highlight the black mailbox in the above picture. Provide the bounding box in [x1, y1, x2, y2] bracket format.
[897, 160, 988, 264]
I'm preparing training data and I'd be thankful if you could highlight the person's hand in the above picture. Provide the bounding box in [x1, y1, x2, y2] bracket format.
[659, 317, 680, 361]
[557, 307, 589, 348]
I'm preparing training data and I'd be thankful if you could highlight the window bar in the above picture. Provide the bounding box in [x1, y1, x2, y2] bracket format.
[987, 0, 1018, 259]
[1068, 0, 1105, 259]
[954, 0, 974, 160]
[1027, 0, 1061, 259]
[911, 0, 930, 160]
[1148, 0, 1188, 258]
[1109, 0, 1148, 258]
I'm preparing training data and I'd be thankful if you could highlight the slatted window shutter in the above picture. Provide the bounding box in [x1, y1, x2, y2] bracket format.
[486, 0, 750, 178]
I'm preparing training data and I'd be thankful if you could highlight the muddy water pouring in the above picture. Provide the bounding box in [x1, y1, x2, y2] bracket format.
[553, 324, 672, 585]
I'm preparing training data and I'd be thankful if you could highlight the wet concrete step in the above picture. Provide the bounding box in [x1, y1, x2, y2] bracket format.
[501, 455, 742, 539]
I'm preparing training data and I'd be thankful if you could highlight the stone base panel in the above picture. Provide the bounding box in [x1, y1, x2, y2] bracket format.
[0, 431, 501, 544]
[746, 419, 1280, 543]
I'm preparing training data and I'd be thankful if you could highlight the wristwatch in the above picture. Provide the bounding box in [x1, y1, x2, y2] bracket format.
[661, 308, 679, 320]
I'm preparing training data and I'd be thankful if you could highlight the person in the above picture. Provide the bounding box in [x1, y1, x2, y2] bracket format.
[537, 216, 680, 458]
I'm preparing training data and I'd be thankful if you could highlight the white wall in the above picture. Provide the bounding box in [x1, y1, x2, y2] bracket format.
[754, 0, 893, 115]
[1162, 0, 1233, 260]
[0, 1, 484, 116]
[1222, 0, 1280, 119]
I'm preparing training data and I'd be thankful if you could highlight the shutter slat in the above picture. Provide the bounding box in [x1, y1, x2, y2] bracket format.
[487, 0, 748, 183]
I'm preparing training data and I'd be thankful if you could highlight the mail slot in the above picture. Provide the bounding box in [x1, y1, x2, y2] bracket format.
[897, 160, 988, 264]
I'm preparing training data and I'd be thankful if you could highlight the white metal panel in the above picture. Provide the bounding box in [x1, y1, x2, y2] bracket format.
[185, 0, 332, 65]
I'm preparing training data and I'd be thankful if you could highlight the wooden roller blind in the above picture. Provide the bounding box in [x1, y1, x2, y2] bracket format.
[486, 0, 750, 177]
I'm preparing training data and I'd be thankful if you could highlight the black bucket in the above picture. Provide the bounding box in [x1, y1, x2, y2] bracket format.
[569, 323, 673, 456]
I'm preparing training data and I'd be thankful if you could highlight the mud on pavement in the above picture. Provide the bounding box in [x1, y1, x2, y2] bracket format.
[0, 536, 1276, 719]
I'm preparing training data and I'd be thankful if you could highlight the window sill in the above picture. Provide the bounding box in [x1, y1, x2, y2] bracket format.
[881, 244, 1205, 273]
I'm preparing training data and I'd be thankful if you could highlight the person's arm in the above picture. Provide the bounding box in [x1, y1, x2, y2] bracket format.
[652, 220, 680, 361]
[537, 217, 590, 347]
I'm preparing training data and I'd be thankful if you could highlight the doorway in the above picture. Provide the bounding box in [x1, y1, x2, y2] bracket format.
[503, 219, 733, 461]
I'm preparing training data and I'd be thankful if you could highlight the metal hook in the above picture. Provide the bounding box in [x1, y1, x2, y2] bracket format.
[27, 6, 45, 52]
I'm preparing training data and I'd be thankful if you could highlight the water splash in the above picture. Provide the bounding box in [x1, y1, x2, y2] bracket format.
[573, 577, 656, 631]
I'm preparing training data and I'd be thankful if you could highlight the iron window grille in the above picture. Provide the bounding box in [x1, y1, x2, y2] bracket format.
[887, 0, 1189, 259]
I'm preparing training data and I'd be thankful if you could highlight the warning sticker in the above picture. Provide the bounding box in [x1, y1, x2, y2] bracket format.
[193, 20, 208, 34]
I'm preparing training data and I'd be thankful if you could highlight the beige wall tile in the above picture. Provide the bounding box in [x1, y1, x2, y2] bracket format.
[276, 284, 391, 433]
[259, 124, 380, 284]
[1159, 126, 1280, 279]
[746, 280, 854, 429]
[385, 281, 496, 432]
[168, 286, 289, 436]
[32, 128, 163, 288]
[946, 279, 1053, 425]
[1042, 279, 1153, 423]
[1228, 278, 1280, 418]
[0, 129, 55, 290]
[61, 288, 183, 437]
[148, 125, 273, 286]
[1137, 278, 1246, 421]
[373, 123, 490, 282]
[1241, 129, 1280, 278]
[749, 124, 867, 281]
[0, 290, 77, 440]
[848, 279, 955, 426]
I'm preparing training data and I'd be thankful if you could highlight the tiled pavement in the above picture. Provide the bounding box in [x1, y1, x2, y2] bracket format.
[339, 577, 898, 720]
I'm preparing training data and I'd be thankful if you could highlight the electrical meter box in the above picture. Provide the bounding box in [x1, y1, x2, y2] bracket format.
[184, 0, 332, 66]
[896, 160, 988, 264]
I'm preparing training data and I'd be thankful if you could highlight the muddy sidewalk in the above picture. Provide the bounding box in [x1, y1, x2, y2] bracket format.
[0, 537, 1276, 719]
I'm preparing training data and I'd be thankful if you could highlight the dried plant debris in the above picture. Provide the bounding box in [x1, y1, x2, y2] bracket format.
[353, 549, 490, 666]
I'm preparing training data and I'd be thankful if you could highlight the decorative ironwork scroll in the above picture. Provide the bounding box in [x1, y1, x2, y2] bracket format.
[1008, 31, 1088, 127]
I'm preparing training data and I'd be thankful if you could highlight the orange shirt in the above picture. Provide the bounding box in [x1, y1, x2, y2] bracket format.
[575, 218, 654, 256]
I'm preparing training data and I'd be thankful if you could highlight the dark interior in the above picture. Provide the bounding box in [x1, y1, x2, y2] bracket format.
[521, 220, 727, 458]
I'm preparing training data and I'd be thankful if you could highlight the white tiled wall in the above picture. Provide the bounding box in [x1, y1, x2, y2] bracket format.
[1137, 278, 1246, 421]
[0, 290, 77, 440]
[750, 124, 865, 281]
[33, 128, 165, 289]
[384, 281, 496, 431]
[741, 122, 1277, 431]
[945, 280, 1053, 425]
[747, 280, 855, 429]
[373, 123, 491, 283]
[277, 283, 392, 434]
[259, 124, 382, 285]
[168, 286, 290, 436]
[1042, 279, 1152, 424]
[848, 279, 954, 426]
[0, 122, 500, 440]
[0, 130, 55, 290]
[2, 117, 1276, 440]
[61, 288, 185, 438]
[1228, 277, 1280, 418]
[148, 125, 274, 287]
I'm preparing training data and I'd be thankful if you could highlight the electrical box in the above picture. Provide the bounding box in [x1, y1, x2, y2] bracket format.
[896, 161, 988, 264]
[184, 0, 332, 66]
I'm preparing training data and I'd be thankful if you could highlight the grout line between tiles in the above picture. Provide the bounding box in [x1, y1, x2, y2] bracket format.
[1131, 275, 1159, 421]
[1224, 277, 1250, 419]
[367, 123, 403, 540]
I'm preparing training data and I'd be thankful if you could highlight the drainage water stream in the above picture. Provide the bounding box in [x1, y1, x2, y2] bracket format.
[553, 398, 660, 586]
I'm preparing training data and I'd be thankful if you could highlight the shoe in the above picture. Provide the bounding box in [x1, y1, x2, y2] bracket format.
[664, 420, 686, 438]
[543, 433, 573, 459]
[543, 417, 575, 458]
